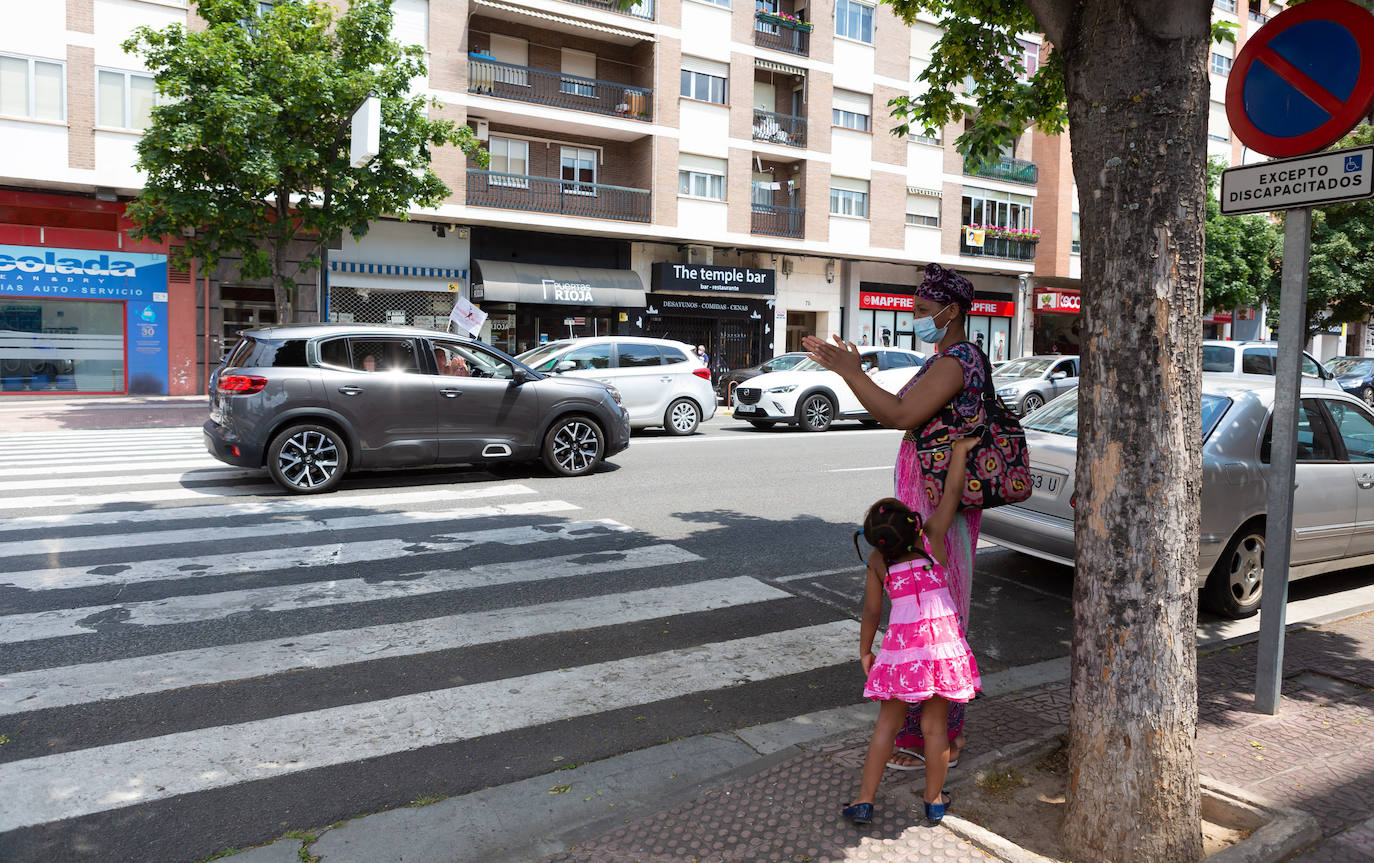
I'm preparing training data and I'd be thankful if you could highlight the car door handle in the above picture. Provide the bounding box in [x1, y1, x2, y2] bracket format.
[439, 388, 463, 399]
[337, 385, 363, 396]
[1358, 473, 1374, 489]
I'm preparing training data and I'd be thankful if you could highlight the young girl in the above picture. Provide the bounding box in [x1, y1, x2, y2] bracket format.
[843, 433, 982, 826]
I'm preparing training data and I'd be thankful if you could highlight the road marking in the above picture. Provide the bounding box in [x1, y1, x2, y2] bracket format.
[630, 428, 901, 446]
[0, 488, 541, 557]
[0, 485, 299, 512]
[0, 621, 854, 831]
[828, 466, 891, 472]
[0, 577, 788, 716]
[0, 457, 236, 479]
[0, 525, 657, 644]
[0, 446, 207, 463]
[771, 567, 857, 583]
[0, 501, 584, 591]
[0, 468, 260, 493]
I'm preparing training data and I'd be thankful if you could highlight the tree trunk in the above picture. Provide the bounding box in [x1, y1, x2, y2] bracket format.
[1054, 4, 1209, 861]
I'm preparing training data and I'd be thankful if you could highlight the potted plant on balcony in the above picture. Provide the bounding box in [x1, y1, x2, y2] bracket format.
[756, 8, 813, 31]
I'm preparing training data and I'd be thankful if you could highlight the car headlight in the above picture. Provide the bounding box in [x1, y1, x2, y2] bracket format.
[604, 384, 623, 404]
[996, 386, 1017, 397]
[766, 384, 797, 394]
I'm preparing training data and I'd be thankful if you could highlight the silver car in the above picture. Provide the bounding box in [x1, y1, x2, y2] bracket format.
[204, 324, 631, 493]
[992, 355, 1080, 415]
[980, 375, 1374, 618]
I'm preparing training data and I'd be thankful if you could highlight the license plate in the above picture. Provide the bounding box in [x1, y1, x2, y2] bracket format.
[735, 405, 756, 415]
[1028, 468, 1066, 499]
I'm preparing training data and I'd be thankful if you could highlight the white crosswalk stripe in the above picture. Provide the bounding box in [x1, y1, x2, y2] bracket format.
[0, 430, 854, 850]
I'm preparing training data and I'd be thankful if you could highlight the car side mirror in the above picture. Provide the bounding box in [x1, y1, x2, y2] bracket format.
[554, 360, 577, 374]
[1050, 371, 1068, 380]
[513, 366, 537, 385]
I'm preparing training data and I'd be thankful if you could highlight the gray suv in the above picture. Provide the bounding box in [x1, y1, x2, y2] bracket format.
[203, 324, 631, 493]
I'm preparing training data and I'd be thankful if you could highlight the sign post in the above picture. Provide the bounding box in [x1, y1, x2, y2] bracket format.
[1223, 0, 1374, 715]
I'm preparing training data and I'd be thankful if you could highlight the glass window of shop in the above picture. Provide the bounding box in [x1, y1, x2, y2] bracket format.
[0, 297, 125, 393]
[965, 314, 1012, 362]
[857, 309, 916, 349]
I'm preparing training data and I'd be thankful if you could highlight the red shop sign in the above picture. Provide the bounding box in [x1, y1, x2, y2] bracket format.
[969, 299, 1015, 317]
[860, 291, 914, 311]
[1035, 291, 1081, 314]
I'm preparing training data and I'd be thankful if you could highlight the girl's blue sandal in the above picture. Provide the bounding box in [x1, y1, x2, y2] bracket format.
[924, 791, 951, 824]
[842, 802, 874, 824]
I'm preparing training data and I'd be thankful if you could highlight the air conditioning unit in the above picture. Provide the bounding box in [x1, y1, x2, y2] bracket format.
[781, 257, 794, 276]
[685, 244, 713, 266]
[475, 119, 489, 141]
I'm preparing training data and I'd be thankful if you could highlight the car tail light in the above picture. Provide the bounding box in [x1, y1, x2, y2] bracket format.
[219, 374, 268, 395]
[693, 368, 711, 380]
[1069, 491, 1077, 508]
[229, 445, 241, 457]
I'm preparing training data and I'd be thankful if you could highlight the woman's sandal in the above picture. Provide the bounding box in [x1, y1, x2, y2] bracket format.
[842, 802, 874, 825]
[887, 748, 959, 770]
[923, 790, 952, 824]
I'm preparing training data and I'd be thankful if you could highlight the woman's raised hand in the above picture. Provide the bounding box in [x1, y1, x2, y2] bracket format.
[802, 334, 865, 377]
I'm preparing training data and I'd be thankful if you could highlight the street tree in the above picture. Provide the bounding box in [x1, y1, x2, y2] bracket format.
[1205, 157, 1279, 317]
[884, 2, 1209, 860]
[122, 0, 484, 324]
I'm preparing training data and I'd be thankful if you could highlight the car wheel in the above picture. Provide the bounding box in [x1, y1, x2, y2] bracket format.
[541, 416, 604, 477]
[749, 420, 777, 429]
[1363, 386, 1374, 408]
[1203, 525, 1265, 619]
[797, 393, 835, 432]
[664, 398, 701, 436]
[1021, 392, 1046, 414]
[267, 423, 349, 494]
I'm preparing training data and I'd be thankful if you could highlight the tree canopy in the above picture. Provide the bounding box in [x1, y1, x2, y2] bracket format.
[122, 0, 484, 321]
[1204, 157, 1279, 316]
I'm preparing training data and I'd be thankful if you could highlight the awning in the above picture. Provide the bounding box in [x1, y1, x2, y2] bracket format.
[328, 260, 467, 293]
[755, 58, 806, 77]
[472, 0, 653, 42]
[906, 186, 942, 198]
[472, 260, 646, 308]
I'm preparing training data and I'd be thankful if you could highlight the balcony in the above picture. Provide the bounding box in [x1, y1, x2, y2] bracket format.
[959, 235, 1038, 261]
[962, 155, 1039, 186]
[752, 109, 807, 148]
[561, 0, 655, 20]
[467, 170, 652, 223]
[468, 58, 653, 122]
[751, 204, 805, 238]
[754, 10, 811, 56]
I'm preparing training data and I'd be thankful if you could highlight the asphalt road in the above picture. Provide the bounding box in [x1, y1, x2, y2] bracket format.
[1, 412, 1369, 862]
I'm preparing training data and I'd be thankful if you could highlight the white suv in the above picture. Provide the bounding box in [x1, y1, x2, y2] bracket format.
[732, 348, 926, 431]
[1201, 340, 1341, 390]
[516, 337, 717, 435]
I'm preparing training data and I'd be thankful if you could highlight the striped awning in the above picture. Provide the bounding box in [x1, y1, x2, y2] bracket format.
[755, 58, 806, 77]
[906, 186, 942, 198]
[330, 261, 467, 280]
[472, 0, 653, 41]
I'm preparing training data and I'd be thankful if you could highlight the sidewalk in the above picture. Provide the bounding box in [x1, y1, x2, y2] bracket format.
[232, 612, 1372, 863]
[0, 395, 206, 432]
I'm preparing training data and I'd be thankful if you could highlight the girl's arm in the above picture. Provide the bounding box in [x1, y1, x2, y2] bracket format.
[926, 435, 979, 543]
[802, 335, 964, 430]
[858, 549, 885, 675]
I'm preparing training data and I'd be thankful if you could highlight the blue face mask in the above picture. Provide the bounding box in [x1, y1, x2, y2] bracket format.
[912, 304, 953, 343]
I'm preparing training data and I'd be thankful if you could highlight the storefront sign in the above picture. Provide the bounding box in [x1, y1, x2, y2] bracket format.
[651, 262, 775, 296]
[1204, 310, 1235, 324]
[860, 291, 913, 311]
[1035, 290, 1081, 314]
[0, 243, 169, 394]
[645, 295, 770, 319]
[969, 299, 1015, 317]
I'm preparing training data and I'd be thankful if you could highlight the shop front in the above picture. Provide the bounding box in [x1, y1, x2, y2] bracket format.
[324, 221, 471, 336]
[0, 244, 170, 395]
[856, 283, 1015, 357]
[647, 262, 775, 374]
[471, 259, 646, 356]
[1033, 288, 1082, 355]
[1202, 309, 1233, 341]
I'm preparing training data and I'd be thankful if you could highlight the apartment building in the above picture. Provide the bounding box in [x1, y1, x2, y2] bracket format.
[0, 0, 1052, 396]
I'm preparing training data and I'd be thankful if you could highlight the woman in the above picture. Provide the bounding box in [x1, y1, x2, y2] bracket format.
[803, 263, 985, 769]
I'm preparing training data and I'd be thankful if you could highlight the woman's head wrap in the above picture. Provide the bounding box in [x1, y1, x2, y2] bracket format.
[915, 263, 974, 314]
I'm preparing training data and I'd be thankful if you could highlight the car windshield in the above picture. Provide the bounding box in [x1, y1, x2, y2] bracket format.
[1022, 390, 1233, 440]
[516, 342, 570, 368]
[1201, 345, 1235, 372]
[791, 358, 839, 372]
[994, 358, 1053, 379]
[1331, 358, 1374, 377]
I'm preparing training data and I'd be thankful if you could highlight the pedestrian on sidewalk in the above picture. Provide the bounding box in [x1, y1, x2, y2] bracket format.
[805, 263, 985, 770]
[844, 437, 982, 827]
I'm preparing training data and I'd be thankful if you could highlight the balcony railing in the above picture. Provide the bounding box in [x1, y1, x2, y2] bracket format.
[754, 11, 811, 56]
[963, 155, 1039, 185]
[752, 109, 807, 148]
[562, 0, 655, 20]
[959, 237, 1038, 261]
[468, 58, 653, 122]
[467, 170, 652, 223]
[751, 204, 805, 238]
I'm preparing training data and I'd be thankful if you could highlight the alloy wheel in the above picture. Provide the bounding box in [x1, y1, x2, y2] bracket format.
[1022, 393, 1045, 414]
[801, 395, 833, 431]
[1225, 534, 1264, 608]
[550, 420, 600, 473]
[1363, 386, 1374, 408]
[276, 430, 341, 490]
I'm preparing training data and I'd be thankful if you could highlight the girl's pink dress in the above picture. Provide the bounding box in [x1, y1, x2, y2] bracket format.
[863, 541, 981, 705]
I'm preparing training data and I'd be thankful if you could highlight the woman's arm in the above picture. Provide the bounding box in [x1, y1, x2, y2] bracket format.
[858, 550, 885, 674]
[926, 435, 978, 543]
[801, 335, 964, 429]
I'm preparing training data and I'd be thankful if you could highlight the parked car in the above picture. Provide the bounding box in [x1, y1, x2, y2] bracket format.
[717, 351, 809, 402]
[515, 336, 716, 435]
[204, 325, 631, 493]
[979, 376, 1374, 619]
[1201, 340, 1341, 389]
[992, 355, 1080, 415]
[732, 348, 926, 431]
[1325, 355, 1374, 406]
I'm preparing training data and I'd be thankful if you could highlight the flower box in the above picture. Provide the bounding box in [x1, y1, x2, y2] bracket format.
[756, 10, 813, 31]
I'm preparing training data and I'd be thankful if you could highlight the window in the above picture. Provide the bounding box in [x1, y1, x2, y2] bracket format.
[488, 136, 529, 186]
[1211, 53, 1232, 76]
[0, 54, 64, 121]
[1326, 400, 1374, 462]
[489, 34, 529, 86]
[835, 0, 874, 43]
[696, 0, 730, 5]
[97, 69, 156, 130]
[679, 170, 725, 200]
[560, 48, 596, 97]
[1202, 344, 1235, 372]
[832, 89, 870, 131]
[1208, 102, 1231, 142]
[224, 338, 308, 369]
[830, 180, 869, 218]
[961, 187, 1034, 232]
[319, 338, 420, 373]
[561, 147, 597, 192]
[1017, 38, 1040, 79]
[832, 108, 869, 131]
[1071, 211, 1080, 254]
[617, 343, 662, 368]
[432, 341, 514, 379]
[680, 69, 726, 104]
[551, 343, 611, 371]
[911, 128, 941, 145]
[1262, 401, 1338, 463]
[1215, 0, 1237, 12]
[906, 194, 940, 227]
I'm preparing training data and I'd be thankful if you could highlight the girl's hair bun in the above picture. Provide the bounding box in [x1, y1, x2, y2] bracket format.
[860, 497, 923, 563]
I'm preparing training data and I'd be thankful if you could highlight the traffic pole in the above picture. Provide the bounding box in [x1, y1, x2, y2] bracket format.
[1255, 206, 1310, 715]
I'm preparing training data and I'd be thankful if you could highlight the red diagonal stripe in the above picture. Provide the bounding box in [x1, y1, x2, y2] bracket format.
[1254, 44, 1347, 118]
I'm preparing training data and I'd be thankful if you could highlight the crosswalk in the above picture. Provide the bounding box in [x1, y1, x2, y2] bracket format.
[0, 426, 862, 862]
